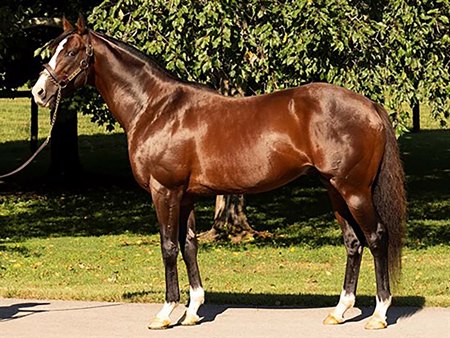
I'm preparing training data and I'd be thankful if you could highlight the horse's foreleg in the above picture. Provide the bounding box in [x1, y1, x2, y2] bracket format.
[323, 186, 364, 325]
[178, 199, 204, 326]
[148, 184, 183, 330]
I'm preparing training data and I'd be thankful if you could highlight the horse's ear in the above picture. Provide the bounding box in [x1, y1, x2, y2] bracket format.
[62, 16, 74, 32]
[76, 14, 87, 34]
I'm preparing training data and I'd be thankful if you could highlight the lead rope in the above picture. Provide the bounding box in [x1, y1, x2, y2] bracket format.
[0, 86, 62, 180]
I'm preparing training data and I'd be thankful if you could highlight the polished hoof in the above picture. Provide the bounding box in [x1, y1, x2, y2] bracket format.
[180, 312, 201, 326]
[322, 313, 344, 325]
[364, 316, 388, 330]
[148, 317, 171, 330]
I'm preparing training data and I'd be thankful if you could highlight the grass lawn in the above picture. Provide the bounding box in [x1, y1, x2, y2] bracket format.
[0, 235, 448, 307]
[0, 97, 449, 307]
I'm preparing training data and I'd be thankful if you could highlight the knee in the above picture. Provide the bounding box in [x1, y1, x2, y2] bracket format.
[346, 241, 363, 257]
[162, 241, 179, 264]
[184, 228, 198, 250]
[343, 231, 363, 257]
[182, 238, 198, 262]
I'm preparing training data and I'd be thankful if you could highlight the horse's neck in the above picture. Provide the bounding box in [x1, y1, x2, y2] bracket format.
[90, 32, 177, 132]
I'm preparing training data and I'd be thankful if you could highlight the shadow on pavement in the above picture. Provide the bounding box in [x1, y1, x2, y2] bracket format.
[345, 306, 422, 325]
[0, 301, 122, 321]
[194, 292, 425, 328]
[0, 302, 50, 321]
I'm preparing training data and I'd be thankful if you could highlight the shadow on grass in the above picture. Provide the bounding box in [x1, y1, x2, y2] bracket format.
[0, 133, 133, 190]
[123, 290, 425, 308]
[0, 134, 158, 239]
[0, 243, 29, 254]
[213, 292, 424, 307]
[400, 130, 450, 192]
[399, 130, 450, 247]
[0, 130, 449, 247]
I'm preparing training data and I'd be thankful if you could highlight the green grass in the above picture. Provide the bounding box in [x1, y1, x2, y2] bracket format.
[0, 97, 122, 142]
[0, 235, 448, 307]
[401, 103, 448, 130]
[0, 97, 449, 307]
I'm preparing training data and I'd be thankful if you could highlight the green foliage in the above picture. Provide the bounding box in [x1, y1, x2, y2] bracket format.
[79, 0, 450, 132]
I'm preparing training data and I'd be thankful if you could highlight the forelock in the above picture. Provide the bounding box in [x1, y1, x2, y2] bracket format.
[49, 29, 76, 52]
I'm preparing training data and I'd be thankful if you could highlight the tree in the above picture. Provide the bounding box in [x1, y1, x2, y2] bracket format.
[81, 0, 449, 239]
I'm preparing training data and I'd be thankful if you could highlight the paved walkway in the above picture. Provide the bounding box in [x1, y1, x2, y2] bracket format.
[0, 298, 449, 338]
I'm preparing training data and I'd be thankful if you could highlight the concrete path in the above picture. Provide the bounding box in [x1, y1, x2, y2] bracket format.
[0, 298, 449, 338]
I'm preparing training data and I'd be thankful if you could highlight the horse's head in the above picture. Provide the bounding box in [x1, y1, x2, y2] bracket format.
[32, 16, 93, 108]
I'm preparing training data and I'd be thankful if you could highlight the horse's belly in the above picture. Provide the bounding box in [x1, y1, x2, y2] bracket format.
[187, 154, 311, 195]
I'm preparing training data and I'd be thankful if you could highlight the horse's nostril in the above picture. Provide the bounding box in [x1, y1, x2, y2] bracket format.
[37, 88, 45, 97]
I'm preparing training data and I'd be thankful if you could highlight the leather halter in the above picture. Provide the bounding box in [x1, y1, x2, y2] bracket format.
[42, 32, 93, 88]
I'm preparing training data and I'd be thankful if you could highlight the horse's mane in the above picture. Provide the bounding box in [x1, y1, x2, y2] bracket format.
[92, 30, 216, 93]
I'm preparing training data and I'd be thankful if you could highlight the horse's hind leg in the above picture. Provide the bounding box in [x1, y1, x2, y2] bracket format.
[323, 184, 365, 325]
[178, 198, 204, 326]
[333, 181, 392, 329]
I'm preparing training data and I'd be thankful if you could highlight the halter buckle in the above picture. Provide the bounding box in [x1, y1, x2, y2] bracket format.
[86, 44, 93, 57]
[59, 79, 68, 88]
[80, 59, 89, 70]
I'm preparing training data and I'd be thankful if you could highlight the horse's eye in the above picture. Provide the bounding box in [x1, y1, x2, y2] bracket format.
[67, 50, 76, 57]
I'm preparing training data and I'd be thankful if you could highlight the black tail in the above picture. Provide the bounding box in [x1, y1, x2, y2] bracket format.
[373, 103, 407, 286]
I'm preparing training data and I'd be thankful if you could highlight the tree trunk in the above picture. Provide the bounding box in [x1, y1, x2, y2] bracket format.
[49, 102, 81, 179]
[412, 103, 420, 133]
[200, 194, 258, 242]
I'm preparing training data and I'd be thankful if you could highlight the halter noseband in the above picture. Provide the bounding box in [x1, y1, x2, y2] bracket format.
[43, 32, 93, 88]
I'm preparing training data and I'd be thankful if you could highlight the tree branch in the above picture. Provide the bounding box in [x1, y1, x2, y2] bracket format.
[23, 17, 62, 29]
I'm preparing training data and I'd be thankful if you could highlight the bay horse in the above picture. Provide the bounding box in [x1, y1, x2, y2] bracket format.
[31, 17, 406, 330]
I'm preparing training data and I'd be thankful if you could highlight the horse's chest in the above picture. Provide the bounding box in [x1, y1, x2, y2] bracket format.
[128, 137, 190, 189]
